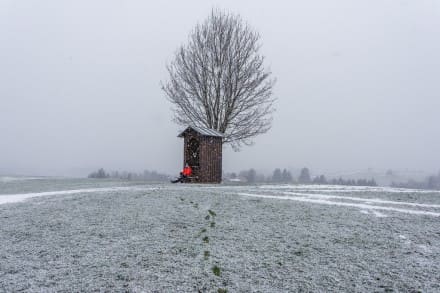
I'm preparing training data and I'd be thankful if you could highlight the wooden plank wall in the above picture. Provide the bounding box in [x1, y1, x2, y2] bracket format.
[182, 129, 222, 183]
[200, 136, 222, 183]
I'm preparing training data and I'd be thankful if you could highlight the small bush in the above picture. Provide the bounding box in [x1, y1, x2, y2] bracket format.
[210, 222, 215, 228]
[208, 210, 217, 217]
[203, 236, 209, 244]
[204, 250, 210, 260]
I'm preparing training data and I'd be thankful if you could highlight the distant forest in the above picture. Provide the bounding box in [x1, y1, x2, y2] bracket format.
[88, 168, 169, 182]
[392, 171, 440, 190]
[225, 167, 377, 187]
[88, 167, 440, 190]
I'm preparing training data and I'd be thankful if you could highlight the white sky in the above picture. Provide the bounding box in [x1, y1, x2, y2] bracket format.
[1, 0, 439, 176]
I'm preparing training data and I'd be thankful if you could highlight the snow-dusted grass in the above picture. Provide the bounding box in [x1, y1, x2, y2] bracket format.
[1, 180, 439, 291]
[238, 192, 440, 217]
[0, 187, 158, 205]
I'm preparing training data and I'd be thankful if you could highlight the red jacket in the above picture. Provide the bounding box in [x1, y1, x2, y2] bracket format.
[182, 166, 192, 176]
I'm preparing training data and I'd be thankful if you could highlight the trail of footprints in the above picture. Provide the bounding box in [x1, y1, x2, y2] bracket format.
[180, 197, 227, 293]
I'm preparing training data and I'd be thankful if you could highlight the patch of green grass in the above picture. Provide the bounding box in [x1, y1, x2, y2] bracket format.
[195, 228, 207, 238]
[116, 274, 129, 281]
[210, 222, 215, 228]
[212, 265, 221, 276]
[208, 210, 217, 217]
[204, 250, 210, 260]
[202, 236, 209, 244]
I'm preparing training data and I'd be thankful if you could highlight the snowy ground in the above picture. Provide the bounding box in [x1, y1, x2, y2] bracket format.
[1, 178, 439, 292]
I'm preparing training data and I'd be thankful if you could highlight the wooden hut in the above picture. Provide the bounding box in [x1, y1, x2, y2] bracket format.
[178, 126, 223, 183]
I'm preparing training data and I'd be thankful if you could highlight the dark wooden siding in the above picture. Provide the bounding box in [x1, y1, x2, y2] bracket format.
[182, 129, 222, 183]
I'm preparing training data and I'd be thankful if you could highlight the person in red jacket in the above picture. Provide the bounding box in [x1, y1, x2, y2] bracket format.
[171, 163, 192, 183]
[182, 164, 192, 177]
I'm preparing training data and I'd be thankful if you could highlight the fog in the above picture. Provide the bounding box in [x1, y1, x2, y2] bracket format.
[1, 0, 439, 177]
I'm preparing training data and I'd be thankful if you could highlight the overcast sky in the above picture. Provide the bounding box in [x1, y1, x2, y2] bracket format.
[1, 0, 439, 176]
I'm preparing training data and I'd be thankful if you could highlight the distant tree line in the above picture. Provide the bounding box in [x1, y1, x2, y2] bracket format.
[225, 167, 377, 186]
[391, 171, 440, 190]
[88, 168, 169, 182]
[88, 168, 109, 179]
[326, 177, 377, 187]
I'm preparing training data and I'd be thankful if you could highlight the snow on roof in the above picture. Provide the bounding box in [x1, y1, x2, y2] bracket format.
[178, 125, 224, 138]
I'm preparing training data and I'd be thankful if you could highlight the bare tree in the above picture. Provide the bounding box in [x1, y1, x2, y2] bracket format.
[162, 9, 276, 150]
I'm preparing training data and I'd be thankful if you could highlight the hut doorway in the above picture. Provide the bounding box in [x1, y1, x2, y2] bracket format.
[187, 138, 200, 167]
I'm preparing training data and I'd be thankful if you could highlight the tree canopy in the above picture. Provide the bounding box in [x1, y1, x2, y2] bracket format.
[162, 9, 276, 150]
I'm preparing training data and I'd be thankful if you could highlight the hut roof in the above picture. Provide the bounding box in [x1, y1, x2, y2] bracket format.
[178, 125, 224, 138]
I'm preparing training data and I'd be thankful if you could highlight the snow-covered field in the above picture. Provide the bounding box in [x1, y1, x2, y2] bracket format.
[1, 178, 439, 292]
